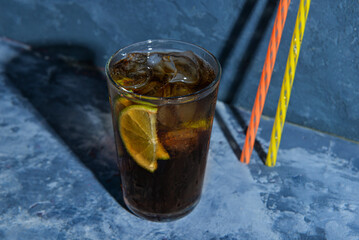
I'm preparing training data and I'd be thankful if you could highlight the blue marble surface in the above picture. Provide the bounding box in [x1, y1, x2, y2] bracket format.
[0, 0, 358, 141]
[0, 38, 359, 239]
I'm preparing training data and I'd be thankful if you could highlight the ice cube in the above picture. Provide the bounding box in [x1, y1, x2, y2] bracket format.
[137, 80, 164, 97]
[148, 54, 176, 84]
[161, 128, 201, 153]
[157, 96, 197, 127]
[170, 83, 192, 97]
[157, 105, 181, 129]
[168, 51, 200, 84]
[148, 54, 176, 73]
[156, 82, 192, 98]
[147, 53, 162, 66]
[111, 53, 152, 89]
[174, 101, 197, 123]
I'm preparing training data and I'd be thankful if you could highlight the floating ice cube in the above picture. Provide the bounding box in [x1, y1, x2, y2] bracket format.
[150, 54, 177, 83]
[147, 53, 162, 67]
[111, 53, 151, 89]
[168, 51, 200, 84]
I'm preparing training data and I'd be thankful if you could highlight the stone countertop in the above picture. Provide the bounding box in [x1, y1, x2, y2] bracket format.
[0, 38, 358, 239]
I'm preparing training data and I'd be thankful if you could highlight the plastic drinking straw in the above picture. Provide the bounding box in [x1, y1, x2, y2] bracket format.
[240, 0, 291, 164]
[266, 0, 311, 167]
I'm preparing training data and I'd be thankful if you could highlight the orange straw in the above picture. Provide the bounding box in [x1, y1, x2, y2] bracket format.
[240, 0, 291, 164]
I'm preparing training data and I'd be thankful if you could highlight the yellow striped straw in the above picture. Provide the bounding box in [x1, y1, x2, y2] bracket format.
[266, 0, 311, 167]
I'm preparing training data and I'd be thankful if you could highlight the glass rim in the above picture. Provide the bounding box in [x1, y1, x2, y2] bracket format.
[105, 39, 221, 104]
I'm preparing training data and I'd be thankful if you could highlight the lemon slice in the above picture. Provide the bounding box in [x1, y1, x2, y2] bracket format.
[156, 141, 170, 160]
[119, 105, 169, 172]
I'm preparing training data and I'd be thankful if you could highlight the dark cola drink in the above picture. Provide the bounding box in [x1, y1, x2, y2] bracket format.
[106, 40, 221, 221]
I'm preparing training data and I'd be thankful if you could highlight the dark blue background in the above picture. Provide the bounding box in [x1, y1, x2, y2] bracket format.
[1, 0, 358, 141]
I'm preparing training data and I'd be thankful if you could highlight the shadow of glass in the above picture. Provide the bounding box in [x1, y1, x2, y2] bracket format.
[5, 43, 128, 211]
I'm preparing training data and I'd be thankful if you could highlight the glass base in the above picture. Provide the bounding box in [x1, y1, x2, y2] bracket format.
[124, 197, 200, 222]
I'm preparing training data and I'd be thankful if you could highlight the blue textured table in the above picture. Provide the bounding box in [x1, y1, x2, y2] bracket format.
[0, 38, 358, 239]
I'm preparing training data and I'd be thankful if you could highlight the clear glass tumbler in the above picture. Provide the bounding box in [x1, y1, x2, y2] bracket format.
[105, 40, 221, 221]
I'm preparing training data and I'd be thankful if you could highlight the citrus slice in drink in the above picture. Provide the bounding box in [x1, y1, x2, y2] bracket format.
[156, 141, 170, 160]
[119, 105, 169, 172]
